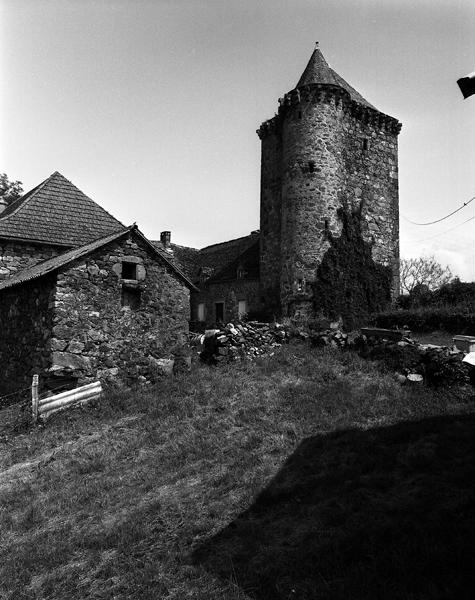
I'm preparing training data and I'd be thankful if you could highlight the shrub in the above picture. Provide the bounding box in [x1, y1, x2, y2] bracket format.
[373, 306, 475, 334]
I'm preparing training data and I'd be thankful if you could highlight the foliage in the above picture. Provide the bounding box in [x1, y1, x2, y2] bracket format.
[0, 173, 23, 206]
[400, 255, 454, 294]
[313, 208, 392, 330]
[398, 277, 475, 310]
[374, 305, 475, 334]
[1, 345, 473, 599]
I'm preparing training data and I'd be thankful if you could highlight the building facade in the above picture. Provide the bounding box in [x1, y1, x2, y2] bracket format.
[0, 175, 194, 393]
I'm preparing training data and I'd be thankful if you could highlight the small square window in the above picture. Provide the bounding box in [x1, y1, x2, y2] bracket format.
[362, 138, 369, 151]
[308, 161, 316, 173]
[121, 261, 137, 280]
[121, 287, 141, 310]
[197, 303, 205, 322]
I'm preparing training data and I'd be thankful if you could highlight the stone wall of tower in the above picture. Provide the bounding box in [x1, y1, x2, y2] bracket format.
[259, 127, 283, 316]
[258, 85, 401, 321]
[343, 108, 400, 297]
[279, 88, 347, 315]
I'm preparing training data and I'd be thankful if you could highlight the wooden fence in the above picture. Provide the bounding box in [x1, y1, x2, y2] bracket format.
[32, 379, 102, 422]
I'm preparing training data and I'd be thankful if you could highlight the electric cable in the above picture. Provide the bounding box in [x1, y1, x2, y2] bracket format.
[405, 213, 475, 245]
[402, 195, 475, 226]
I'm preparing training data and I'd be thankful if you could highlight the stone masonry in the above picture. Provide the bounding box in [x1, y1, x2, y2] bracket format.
[0, 275, 55, 394]
[0, 241, 64, 280]
[50, 234, 190, 384]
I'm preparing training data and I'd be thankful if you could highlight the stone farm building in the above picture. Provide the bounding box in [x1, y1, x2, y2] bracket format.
[0, 172, 195, 393]
[0, 45, 401, 391]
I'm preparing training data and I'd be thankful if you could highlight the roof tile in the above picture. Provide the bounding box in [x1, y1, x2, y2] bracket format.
[0, 171, 126, 246]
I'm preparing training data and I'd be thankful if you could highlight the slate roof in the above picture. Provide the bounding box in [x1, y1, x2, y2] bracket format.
[150, 241, 200, 280]
[296, 45, 375, 110]
[199, 232, 260, 275]
[0, 226, 197, 292]
[207, 238, 260, 283]
[0, 171, 126, 247]
[152, 232, 260, 283]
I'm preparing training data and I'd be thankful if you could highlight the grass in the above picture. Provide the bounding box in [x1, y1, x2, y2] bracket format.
[0, 343, 474, 599]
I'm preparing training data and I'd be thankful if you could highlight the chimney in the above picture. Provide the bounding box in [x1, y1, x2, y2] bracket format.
[0, 198, 8, 215]
[160, 231, 171, 248]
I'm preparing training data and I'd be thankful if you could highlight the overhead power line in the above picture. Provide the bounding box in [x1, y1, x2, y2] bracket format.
[407, 213, 475, 245]
[402, 195, 475, 226]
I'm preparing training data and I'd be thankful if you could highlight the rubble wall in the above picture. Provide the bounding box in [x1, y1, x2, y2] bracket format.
[0, 275, 56, 394]
[259, 129, 282, 316]
[49, 232, 190, 385]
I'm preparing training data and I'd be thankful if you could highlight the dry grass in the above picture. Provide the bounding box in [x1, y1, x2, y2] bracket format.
[0, 343, 474, 599]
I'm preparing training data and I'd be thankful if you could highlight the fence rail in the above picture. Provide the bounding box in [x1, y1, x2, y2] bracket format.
[33, 381, 102, 422]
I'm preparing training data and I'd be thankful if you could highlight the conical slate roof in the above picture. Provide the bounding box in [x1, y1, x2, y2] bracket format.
[296, 44, 375, 110]
[0, 171, 126, 247]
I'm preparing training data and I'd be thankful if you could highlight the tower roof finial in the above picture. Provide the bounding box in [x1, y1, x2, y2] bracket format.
[295, 44, 375, 109]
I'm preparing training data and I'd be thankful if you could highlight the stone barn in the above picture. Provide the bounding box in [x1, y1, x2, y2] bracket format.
[0, 176, 195, 394]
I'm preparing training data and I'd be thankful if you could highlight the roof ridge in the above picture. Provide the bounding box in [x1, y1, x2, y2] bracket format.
[200, 231, 259, 252]
[50, 171, 126, 230]
[0, 171, 127, 247]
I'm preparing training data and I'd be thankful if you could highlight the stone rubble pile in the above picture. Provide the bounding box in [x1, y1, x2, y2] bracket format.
[193, 320, 474, 387]
[196, 322, 288, 364]
[356, 330, 472, 387]
[308, 328, 350, 348]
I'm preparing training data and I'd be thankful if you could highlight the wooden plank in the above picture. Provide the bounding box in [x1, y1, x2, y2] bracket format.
[31, 374, 39, 424]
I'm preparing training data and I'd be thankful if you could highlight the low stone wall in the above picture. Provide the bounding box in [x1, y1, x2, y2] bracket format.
[356, 334, 470, 387]
[198, 321, 288, 364]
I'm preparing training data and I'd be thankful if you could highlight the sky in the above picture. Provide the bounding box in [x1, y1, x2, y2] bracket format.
[1, 0, 475, 279]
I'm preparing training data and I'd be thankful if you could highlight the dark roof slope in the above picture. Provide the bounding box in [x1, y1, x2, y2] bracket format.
[296, 45, 375, 110]
[199, 232, 260, 275]
[0, 171, 126, 247]
[0, 226, 197, 292]
[208, 239, 260, 283]
[152, 232, 260, 283]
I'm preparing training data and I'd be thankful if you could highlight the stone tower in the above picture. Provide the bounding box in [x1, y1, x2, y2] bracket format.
[257, 44, 401, 321]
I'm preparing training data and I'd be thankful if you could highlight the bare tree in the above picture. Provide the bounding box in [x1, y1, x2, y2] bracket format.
[0, 173, 23, 206]
[400, 256, 454, 294]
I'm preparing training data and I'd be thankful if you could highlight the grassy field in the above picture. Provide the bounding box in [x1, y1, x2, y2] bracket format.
[1, 343, 475, 599]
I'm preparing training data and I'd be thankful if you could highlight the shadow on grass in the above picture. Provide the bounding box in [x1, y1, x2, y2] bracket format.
[193, 413, 475, 600]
